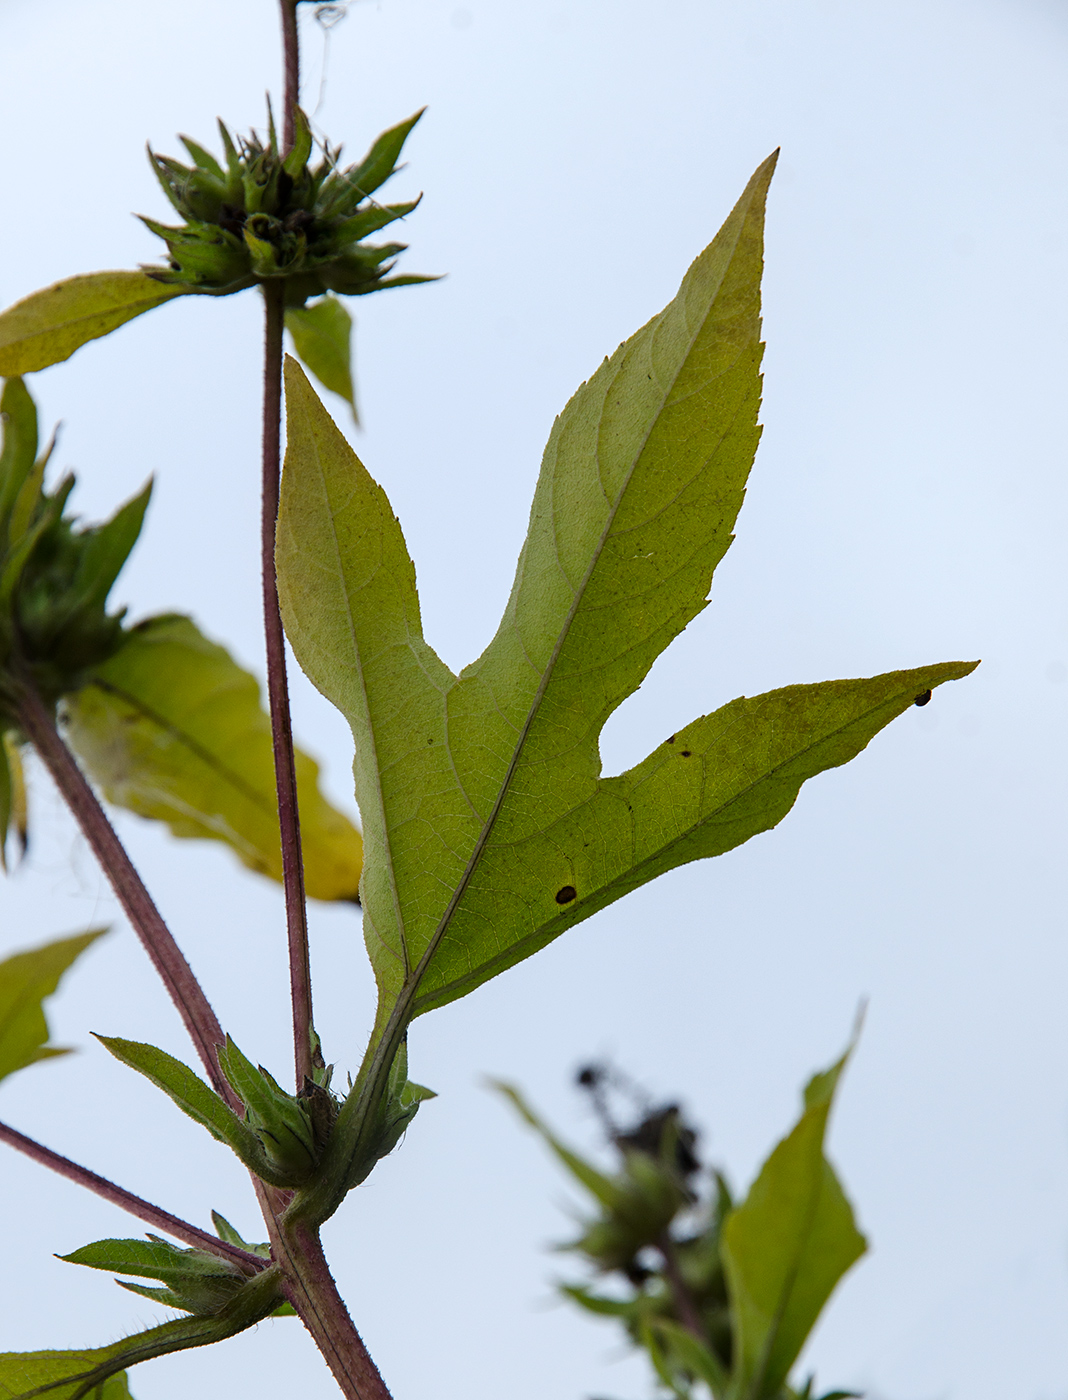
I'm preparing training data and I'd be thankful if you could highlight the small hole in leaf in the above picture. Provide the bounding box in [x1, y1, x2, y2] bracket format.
[914, 690, 933, 707]
[555, 885, 577, 905]
[680, 750, 692, 758]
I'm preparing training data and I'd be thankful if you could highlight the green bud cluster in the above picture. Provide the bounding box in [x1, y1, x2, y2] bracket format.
[142, 105, 433, 306]
[0, 377, 148, 722]
[219, 1036, 339, 1187]
[500, 1082, 740, 1397]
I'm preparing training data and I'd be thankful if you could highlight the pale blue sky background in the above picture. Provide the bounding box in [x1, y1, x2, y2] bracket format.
[1, 1, 1067, 1397]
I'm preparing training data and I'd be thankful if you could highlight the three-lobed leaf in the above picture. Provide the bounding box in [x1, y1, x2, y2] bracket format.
[277, 151, 976, 1081]
[0, 932, 105, 1084]
[0, 273, 181, 376]
[721, 1049, 866, 1400]
[63, 614, 363, 902]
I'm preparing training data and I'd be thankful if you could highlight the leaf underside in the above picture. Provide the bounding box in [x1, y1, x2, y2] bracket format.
[0, 1350, 132, 1400]
[0, 1263, 282, 1399]
[0, 932, 105, 1084]
[0, 272, 180, 376]
[63, 614, 363, 902]
[285, 295, 358, 419]
[276, 151, 977, 1044]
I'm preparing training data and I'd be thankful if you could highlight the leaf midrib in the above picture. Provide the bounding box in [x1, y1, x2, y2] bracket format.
[411, 675, 930, 1013]
[86, 679, 274, 816]
[312, 429, 411, 978]
[742, 1133, 826, 1400]
[403, 218, 751, 1000]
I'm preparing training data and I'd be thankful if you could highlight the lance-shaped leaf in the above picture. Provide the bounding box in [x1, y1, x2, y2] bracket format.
[0, 932, 105, 1084]
[0, 377, 39, 536]
[60, 1236, 252, 1316]
[0, 1266, 283, 1400]
[721, 1049, 866, 1400]
[0, 273, 182, 375]
[285, 295, 357, 419]
[321, 110, 425, 217]
[63, 614, 362, 902]
[278, 151, 977, 1061]
[493, 1080, 624, 1211]
[94, 1035, 300, 1188]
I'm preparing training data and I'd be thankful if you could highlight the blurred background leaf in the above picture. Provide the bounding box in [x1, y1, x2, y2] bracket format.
[63, 614, 362, 902]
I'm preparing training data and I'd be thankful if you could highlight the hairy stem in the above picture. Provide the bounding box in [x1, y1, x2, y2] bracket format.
[656, 1233, 708, 1345]
[261, 281, 315, 1090]
[0, 1120, 264, 1270]
[14, 682, 234, 1104]
[261, 13, 391, 1397]
[280, 0, 301, 150]
[271, 1221, 393, 1400]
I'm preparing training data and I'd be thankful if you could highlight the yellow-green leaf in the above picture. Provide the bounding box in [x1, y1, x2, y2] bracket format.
[721, 1049, 866, 1400]
[0, 731, 28, 872]
[0, 1351, 133, 1400]
[0, 931, 105, 1084]
[277, 154, 975, 1042]
[0, 273, 181, 375]
[285, 295, 357, 420]
[63, 614, 362, 902]
[0, 1267, 283, 1398]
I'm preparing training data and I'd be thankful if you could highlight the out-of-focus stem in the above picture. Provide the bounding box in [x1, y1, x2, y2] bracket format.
[656, 1233, 708, 1344]
[280, 0, 301, 150]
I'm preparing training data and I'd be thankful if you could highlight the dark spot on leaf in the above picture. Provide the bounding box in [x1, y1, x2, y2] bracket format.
[914, 689, 933, 707]
[666, 735, 676, 745]
[555, 885, 577, 905]
[680, 750, 692, 758]
[427, 737, 433, 744]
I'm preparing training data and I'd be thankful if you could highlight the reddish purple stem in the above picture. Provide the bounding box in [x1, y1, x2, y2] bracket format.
[0, 1119, 264, 1271]
[260, 281, 315, 1091]
[14, 683, 235, 1106]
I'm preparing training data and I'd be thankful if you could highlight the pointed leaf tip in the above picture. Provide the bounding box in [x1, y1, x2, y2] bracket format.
[0, 272, 182, 375]
[722, 1043, 867, 1398]
[0, 931, 106, 1086]
[285, 296, 357, 420]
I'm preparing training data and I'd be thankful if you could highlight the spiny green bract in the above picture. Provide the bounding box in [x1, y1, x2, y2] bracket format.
[142, 105, 435, 305]
[0, 378, 148, 722]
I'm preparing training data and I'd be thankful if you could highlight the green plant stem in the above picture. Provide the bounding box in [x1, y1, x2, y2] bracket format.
[13, 680, 235, 1104]
[280, 0, 301, 150]
[0, 1119, 264, 1270]
[261, 281, 315, 1091]
[270, 1219, 393, 1400]
[656, 1233, 708, 1345]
